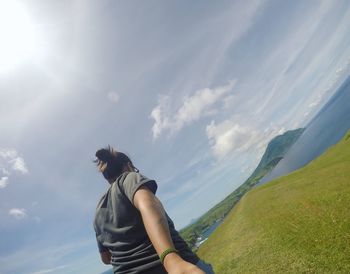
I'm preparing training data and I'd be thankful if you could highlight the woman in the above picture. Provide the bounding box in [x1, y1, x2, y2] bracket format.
[93, 146, 214, 274]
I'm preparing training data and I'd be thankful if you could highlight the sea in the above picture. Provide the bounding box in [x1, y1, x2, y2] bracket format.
[195, 220, 223, 247]
[259, 74, 350, 185]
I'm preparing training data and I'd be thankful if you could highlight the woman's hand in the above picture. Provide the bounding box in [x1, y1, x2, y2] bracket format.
[164, 253, 205, 274]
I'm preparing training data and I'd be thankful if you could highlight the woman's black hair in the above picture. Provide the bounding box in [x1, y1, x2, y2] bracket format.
[94, 145, 137, 181]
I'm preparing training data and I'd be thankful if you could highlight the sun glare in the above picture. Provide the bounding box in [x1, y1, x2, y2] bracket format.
[0, 1, 41, 73]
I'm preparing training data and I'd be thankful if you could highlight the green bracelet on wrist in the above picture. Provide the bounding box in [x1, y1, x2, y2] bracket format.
[159, 247, 179, 264]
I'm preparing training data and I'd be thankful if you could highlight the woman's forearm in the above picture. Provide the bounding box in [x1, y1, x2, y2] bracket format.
[134, 186, 176, 255]
[134, 186, 205, 274]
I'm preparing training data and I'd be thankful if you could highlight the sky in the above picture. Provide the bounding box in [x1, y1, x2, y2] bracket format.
[1, 0, 350, 273]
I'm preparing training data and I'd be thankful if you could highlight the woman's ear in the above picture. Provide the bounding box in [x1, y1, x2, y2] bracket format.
[127, 162, 134, 171]
[122, 162, 133, 172]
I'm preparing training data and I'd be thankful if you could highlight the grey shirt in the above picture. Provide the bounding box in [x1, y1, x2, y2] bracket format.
[93, 172, 199, 274]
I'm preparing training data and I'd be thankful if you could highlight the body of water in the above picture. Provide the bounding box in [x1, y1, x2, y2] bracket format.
[196, 220, 223, 247]
[259, 75, 350, 185]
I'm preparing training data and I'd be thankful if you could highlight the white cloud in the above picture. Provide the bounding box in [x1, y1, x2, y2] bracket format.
[206, 119, 287, 160]
[150, 96, 171, 140]
[0, 148, 29, 174]
[9, 208, 28, 219]
[0, 176, 9, 188]
[107, 92, 120, 103]
[303, 110, 311, 118]
[307, 92, 323, 109]
[1, 167, 10, 175]
[10, 156, 29, 174]
[308, 101, 319, 108]
[206, 120, 259, 159]
[304, 58, 350, 118]
[240, 164, 254, 174]
[0, 149, 17, 159]
[151, 80, 236, 139]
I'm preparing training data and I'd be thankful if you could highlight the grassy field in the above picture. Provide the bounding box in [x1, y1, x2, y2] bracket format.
[197, 130, 350, 273]
[180, 129, 304, 249]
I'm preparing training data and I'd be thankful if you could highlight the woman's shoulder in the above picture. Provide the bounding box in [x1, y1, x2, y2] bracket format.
[115, 171, 158, 199]
[95, 190, 109, 209]
[117, 171, 150, 185]
[116, 171, 136, 182]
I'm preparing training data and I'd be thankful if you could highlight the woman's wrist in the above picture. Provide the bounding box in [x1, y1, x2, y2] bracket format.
[163, 252, 183, 271]
[160, 247, 179, 264]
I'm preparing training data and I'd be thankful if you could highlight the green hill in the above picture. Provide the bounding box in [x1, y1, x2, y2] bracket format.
[197, 130, 350, 273]
[180, 128, 305, 249]
[250, 128, 305, 180]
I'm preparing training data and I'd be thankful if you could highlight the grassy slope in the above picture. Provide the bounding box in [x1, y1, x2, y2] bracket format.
[180, 129, 305, 249]
[197, 130, 350, 273]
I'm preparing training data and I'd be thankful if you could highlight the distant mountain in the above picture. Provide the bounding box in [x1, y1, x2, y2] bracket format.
[180, 128, 305, 249]
[260, 74, 350, 185]
[249, 128, 305, 182]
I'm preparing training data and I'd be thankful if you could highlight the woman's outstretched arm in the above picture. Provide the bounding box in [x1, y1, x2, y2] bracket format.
[134, 186, 204, 274]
